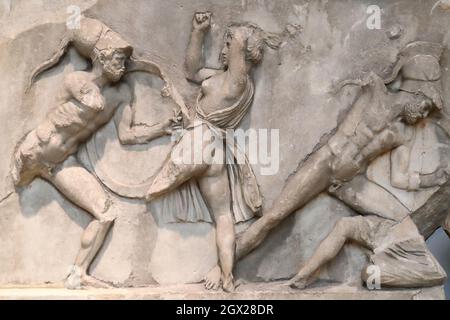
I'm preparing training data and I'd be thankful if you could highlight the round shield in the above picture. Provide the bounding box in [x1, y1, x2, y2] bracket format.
[86, 71, 180, 199]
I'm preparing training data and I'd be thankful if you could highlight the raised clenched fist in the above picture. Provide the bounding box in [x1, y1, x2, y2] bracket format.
[193, 11, 212, 32]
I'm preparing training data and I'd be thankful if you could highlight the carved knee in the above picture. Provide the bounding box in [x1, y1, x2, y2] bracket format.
[99, 208, 116, 226]
[94, 197, 115, 223]
[334, 217, 355, 237]
[99, 215, 115, 227]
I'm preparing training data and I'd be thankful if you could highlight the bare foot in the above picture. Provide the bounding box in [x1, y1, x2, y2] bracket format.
[65, 266, 82, 290]
[81, 275, 113, 289]
[288, 273, 315, 290]
[65, 266, 112, 290]
[222, 274, 235, 293]
[204, 265, 222, 291]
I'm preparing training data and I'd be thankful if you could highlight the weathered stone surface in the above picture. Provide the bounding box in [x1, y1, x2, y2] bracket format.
[0, 283, 444, 300]
[236, 195, 367, 283]
[0, 0, 449, 298]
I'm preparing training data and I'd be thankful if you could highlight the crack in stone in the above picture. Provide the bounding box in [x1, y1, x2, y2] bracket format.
[0, 192, 13, 205]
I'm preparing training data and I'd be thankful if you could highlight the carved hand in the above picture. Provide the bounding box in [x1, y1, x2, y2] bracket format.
[193, 11, 212, 32]
[420, 166, 449, 188]
[434, 167, 449, 186]
[165, 109, 183, 135]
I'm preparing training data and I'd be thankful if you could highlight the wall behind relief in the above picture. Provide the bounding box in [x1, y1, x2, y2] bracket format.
[0, 0, 448, 294]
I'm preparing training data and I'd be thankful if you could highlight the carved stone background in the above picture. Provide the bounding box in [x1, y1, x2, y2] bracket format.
[0, 0, 448, 296]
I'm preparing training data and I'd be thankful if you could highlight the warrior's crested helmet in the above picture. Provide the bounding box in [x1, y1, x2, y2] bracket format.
[28, 17, 133, 89]
[387, 41, 443, 110]
[73, 18, 133, 61]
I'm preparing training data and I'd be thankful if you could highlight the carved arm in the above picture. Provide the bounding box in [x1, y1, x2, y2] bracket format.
[184, 12, 211, 82]
[115, 103, 176, 145]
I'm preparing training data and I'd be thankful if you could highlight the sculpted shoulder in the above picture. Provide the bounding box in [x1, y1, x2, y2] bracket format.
[63, 71, 94, 90]
[63, 71, 105, 111]
[62, 71, 96, 100]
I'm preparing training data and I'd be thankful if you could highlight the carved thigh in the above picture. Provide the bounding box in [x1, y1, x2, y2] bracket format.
[43, 156, 111, 220]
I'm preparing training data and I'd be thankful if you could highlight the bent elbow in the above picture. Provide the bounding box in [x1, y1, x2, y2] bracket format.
[184, 69, 201, 84]
[184, 73, 197, 83]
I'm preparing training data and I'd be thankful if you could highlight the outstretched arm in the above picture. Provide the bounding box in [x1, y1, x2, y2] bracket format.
[114, 84, 178, 145]
[115, 103, 175, 145]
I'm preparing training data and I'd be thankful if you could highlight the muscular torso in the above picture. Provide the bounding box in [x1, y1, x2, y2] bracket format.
[328, 76, 413, 182]
[34, 72, 129, 165]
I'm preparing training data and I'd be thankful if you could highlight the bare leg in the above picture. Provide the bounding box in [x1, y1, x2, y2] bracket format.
[146, 125, 209, 200]
[290, 175, 411, 289]
[290, 217, 364, 289]
[147, 159, 208, 200]
[42, 157, 114, 289]
[149, 151, 220, 289]
[147, 125, 236, 291]
[199, 164, 236, 292]
[237, 146, 334, 259]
